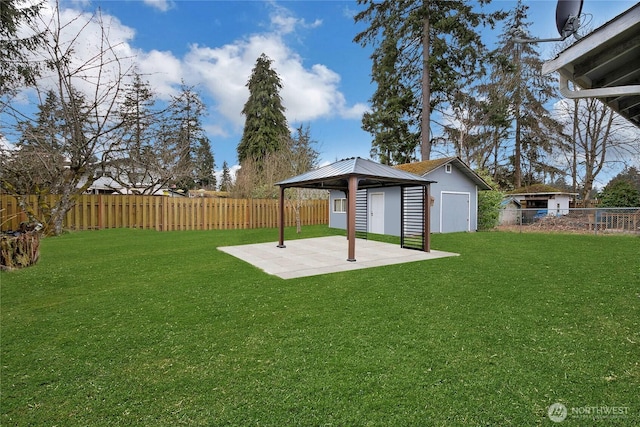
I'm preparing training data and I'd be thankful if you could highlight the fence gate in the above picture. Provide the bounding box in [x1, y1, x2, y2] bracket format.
[355, 189, 368, 239]
[401, 186, 426, 251]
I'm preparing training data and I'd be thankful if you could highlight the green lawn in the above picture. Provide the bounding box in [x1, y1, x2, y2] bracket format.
[1, 227, 638, 426]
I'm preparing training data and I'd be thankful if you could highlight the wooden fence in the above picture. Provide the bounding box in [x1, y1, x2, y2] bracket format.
[0, 195, 328, 232]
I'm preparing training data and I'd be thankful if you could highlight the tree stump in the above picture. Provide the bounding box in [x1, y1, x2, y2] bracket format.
[1, 231, 41, 271]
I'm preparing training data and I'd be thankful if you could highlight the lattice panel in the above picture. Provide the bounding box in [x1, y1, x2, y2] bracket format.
[355, 189, 368, 240]
[401, 186, 425, 251]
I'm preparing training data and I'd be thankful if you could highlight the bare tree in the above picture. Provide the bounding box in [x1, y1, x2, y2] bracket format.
[107, 72, 205, 195]
[232, 124, 322, 209]
[0, 2, 132, 235]
[555, 96, 640, 204]
[106, 72, 166, 195]
[232, 147, 291, 199]
[434, 89, 492, 169]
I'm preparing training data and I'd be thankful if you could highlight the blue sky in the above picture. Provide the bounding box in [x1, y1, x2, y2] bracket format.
[8, 0, 640, 178]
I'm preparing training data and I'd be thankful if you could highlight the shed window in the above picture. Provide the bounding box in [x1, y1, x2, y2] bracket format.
[445, 164, 452, 173]
[333, 198, 346, 213]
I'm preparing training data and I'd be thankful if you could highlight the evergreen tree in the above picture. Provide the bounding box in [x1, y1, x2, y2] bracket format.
[610, 167, 640, 194]
[599, 180, 640, 208]
[8, 90, 67, 194]
[113, 72, 167, 194]
[362, 30, 419, 165]
[233, 124, 320, 199]
[0, 0, 44, 94]
[119, 73, 155, 153]
[237, 53, 289, 164]
[474, 67, 512, 185]
[439, 89, 489, 168]
[219, 161, 233, 192]
[354, 0, 505, 161]
[491, 1, 564, 188]
[165, 83, 211, 191]
[287, 124, 319, 174]
[194, 137, 216, 189]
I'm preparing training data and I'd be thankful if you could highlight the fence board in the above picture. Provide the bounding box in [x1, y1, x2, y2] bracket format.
[0, 195, 326, 232]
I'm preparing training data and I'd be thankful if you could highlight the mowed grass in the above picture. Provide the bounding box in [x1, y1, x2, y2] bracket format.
[1, 226, 638, 426]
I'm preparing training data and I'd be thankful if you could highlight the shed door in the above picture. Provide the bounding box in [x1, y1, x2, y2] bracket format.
[369, 193, 384, 234]
[441, 192, 470, 233]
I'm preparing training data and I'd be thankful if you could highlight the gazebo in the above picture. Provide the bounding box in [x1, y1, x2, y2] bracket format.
[275, 157, 435, 262]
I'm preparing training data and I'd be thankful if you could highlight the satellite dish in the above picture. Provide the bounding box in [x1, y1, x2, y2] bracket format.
[556, 0, 583, 38]
[514, 0, 584, 43]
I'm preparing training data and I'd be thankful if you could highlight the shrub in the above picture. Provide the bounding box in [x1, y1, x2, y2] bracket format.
[599, 180, 640, 207]
[478, 189, 504, 230]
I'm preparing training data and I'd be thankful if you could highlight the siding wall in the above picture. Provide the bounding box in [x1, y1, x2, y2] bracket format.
[328, 163, 481, 235]
[428, 166, 479, 232]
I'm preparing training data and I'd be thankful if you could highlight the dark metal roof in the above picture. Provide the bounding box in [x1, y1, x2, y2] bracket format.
[542, 4, 640, 128]
[276, 157, 434, 190]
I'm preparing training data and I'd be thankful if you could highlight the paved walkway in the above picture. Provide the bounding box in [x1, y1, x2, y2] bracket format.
[218, 236, 459, 279]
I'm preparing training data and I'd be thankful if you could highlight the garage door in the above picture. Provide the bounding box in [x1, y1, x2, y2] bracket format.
[441, 192, 470, 233]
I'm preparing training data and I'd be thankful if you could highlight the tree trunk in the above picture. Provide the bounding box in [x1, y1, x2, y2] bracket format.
[572, 99, 578, 194]
[582, 173, 594, 204]
[513, 44, 522, 189]
[420, 13, 431, 161]
[514, 117, 522, 188]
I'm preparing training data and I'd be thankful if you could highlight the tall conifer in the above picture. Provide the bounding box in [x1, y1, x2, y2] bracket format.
[237, 53, 289, 164]
[354, 0, 505, 161]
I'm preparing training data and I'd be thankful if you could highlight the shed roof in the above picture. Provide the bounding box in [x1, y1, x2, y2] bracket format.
[395, 157, 492, 190]
[276, 157, 434, 190]
[500, 197, 522, 208]
[509, 184, 577, 196]
[541, 4, 640, 128]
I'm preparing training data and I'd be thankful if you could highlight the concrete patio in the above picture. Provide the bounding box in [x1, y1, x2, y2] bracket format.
[218, 236, 459, 279]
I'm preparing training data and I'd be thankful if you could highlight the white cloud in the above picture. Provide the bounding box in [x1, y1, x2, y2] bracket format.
[176, 10, 361, 131]
[142, 0, 174, 12]
[11, 1, 363, 149]
[340, 102, 369, 120]
[22, 1, 139, 100]
[0, 134, 14, 151]
[203, 123, 228, 138]
[137, 50, 184, 99]
[268, 2, 322, 35]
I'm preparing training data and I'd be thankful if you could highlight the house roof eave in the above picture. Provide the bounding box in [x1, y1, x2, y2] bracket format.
[394, 157, 492, 190]
[276, 157, 435, 190]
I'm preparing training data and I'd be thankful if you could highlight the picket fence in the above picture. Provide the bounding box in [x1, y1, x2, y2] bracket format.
[0, 195, 328, 232]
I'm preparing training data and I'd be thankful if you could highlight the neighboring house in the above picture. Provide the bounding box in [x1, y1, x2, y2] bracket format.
[82, 165, 168, 195]
[499, 197, 522, 226]
[508, 184, 577, 222]
[329, 157, 492, 235]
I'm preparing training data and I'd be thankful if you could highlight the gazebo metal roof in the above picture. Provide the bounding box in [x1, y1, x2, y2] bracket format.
[276, 157, 435, 190]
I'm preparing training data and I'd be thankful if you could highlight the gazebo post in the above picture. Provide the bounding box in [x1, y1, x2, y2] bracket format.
[347, 175, 357, 261]
[277, 185, 286, 248]
[424, 184, 431, 252]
